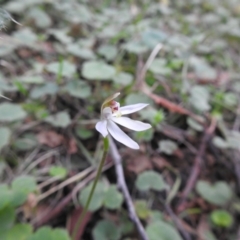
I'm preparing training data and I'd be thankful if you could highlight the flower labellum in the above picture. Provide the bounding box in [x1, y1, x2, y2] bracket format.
[95, 92, 152, 149]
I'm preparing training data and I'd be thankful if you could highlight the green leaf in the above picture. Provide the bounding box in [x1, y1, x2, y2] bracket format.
[187, 117, 204, 132]
[141, 29, 167, 48]
[210, 210, 233, 228]
[46, 61, 76, 78]
[98, 45, 117, 61]
[79, 181, 107, 211]
[17, 75, 45, 84]
[189, 86, 210, 112]
[159, 140, 178, 155]
[76, 127, 93, 139]
[135, 128, 154, 141]
[12, 176, 37, 195]
[13, 28, 38, 44]
[6, 224, 32, 240]
[0, 103, 27, 122]
[67, 44, 95, 60]
[135, 200, 151, 219]
[123, 41, 148, 54]
[51, 228, 71, 240]
[27, 226, 52, 240]
[44, 111, 71, 128]
[13, 133, 38, 151]
[27, 227, 70, 240]
[103, 185, 123, 210]
[196, 181, 233, 206]
[149, 58, 172, 75]
[223, 93, 237, 107]
[136, 171, 168, 191]
[92, 220, 121, 240]
[125, 93, 153, 105]
[82, 61, 116, 80]
[64, 80, 91, 99]
[0, 186, 12, 210]
[49, 166, 67, 179]
[0, 127, 11, 151]
[27, 7, 52, 29]
[9, 190, 27, 207]
[0, 206, 15, 231]
[212, 136, 228, 149]
[30, 83, 58, 99]
[113, 72, 133, 86]
[146, 221, 182, 240]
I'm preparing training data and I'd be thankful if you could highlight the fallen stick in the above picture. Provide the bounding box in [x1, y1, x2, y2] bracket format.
[109, 137, 149, 240]
[179, 118, 217, 207]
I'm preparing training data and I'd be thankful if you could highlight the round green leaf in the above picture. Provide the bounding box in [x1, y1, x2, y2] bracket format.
[0, 127, 11, 151]
[146, 221, 182, 240]
[0, 103, 27, 122]
[136, 171, 168, 191]
[76, 127, 93, 139]
[30, 83, 58, 99]
[196, 181, 233, 206]
[67, 44, 95, 60]
[51, 228, 71, 240]
[98, 45, 117, 61]
[9, 190, 27, 207]
[28, 226, 52, 240]
[125, 93, 153, 105]
[64, 80, 91, 99]
[79, 181, 106, 211]
[149, 58, 172, 75]
[0, 186, 12, 210]
[49, 166, 67, 179]
[44, 111, 71, 128]
[82, 61, 116, 80]
[92, 220, 121, 240]
[6, 224, 32, 240]
[159, 140, 178, 155]
[0, 206, 15, 231]
[46, 61, 76, 78]
[210, 210, 233, 228]
[113, 72, 133, 86]
[135, 200, 151, 220]
[12, 176, 37, 195]
[189, 86, 210, 112]
[103, 185, 123, 210]
[17, 76, 44, 84]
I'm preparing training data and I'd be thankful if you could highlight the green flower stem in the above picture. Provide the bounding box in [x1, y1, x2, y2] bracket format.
[72, 137, 109, 240]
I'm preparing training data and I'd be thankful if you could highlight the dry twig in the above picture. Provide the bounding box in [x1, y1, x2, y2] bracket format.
[109, 137, 149, 240]
[179, 118, 217, 205]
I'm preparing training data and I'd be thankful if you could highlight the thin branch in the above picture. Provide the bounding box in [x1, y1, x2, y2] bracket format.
[109, 137, 149, 240]
[179, 118, 217, 204]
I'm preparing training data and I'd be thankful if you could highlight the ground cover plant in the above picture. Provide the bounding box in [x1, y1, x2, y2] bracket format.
[0, 0, 240, 239]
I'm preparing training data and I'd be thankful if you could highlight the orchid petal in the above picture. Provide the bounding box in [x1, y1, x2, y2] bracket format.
[107, 120, 139, 149]
[95, 120, 108, 137]
[102, 107, 112, 120]
[101, 92, 120, 111]
[119, 103, 149, 115]
[112, 117, 151, 131]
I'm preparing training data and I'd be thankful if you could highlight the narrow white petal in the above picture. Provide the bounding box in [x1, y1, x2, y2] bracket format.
[107, 120, 139, 149]
[119, 103, 149, 115]
[101, 107, 112, 120]
[112, 117, 151, 131]
[95, 120, 108, 137]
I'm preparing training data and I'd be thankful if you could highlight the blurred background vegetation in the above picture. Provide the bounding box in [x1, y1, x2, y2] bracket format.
[0, 0, 240, 239]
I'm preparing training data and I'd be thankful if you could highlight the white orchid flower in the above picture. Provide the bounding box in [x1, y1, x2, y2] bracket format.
[95, 92, 152, 149]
